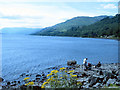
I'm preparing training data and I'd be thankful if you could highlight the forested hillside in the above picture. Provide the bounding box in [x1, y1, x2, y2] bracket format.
[35, 16, 107, 35]
[62, 14, 120, 39]
[34, 14, 120, 39]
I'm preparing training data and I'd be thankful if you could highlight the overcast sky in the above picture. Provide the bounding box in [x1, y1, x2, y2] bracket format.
[0, 0, 119, 29]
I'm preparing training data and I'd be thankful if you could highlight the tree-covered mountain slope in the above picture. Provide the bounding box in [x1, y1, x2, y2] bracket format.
[35, 14, 119, 39]
[35, 16, 108, 35]
[62, 14, 120, 38]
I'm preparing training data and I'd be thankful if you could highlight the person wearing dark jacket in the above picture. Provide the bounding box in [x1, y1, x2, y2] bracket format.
[96, 61, 101, 67]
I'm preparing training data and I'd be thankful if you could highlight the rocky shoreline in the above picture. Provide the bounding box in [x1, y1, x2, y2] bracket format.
[0, 61, 120, 89]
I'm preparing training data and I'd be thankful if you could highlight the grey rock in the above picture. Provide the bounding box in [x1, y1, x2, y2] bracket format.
[77, 78, 85, 83]
[20, 73, 26, 77]
[89, 77, 97, 87]
[103, 76, 109, 85]
[83, 84, 90, 88]
[36, 78, 40, 81]
[99, 70, 103, 75]
[36, 74, 41, 77]
[67, 60, 77, 66]
[7, 82, 10, 85]
[93, 83, 101, 88]
[107, 79, 116, 85]
[115, 82, 120, 86]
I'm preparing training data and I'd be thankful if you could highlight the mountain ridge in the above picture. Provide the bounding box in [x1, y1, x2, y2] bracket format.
[35, 15, 110, 35]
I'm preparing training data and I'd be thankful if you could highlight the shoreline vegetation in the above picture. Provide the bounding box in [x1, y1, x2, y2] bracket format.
[32, 34, 120, 41]
[1, 61, 119, 89]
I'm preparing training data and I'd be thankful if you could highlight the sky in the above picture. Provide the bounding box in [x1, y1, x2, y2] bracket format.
[0, 0, 119, 29]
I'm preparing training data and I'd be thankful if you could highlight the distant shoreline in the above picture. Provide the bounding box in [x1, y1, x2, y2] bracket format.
[32, 34, 120, 41]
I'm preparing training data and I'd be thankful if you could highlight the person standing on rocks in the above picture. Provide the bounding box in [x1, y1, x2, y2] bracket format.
[83, 58, 88, 70]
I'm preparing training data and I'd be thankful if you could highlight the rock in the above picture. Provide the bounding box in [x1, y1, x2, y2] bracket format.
[40, 80, 44, 83]
[73, 72, 78, 75]
[115, 82, 120, 86]
[11, 84, 17, 86]
[74, 64, 80, 68]
[36, 78, 40, 81]
[107, 79, 116, 85]
[111, 75, 116, 79]
[7, 82, 10, 85]
[0, 77, 4, 82]
[20, 73, 26, 77]
[96, 76, 104, 83]
[93, 83, 101, 88]
[117, 76, 120, 81]
[14, 81, 17, 84]
[89, 77, 97, 87]
[18, 81, 20, 84]
[32, 80, 36, 82]
[107, 72, 112, 78]
[103, 76, 109, 85]
[26, 74, 29, 76]
[32, 86, 41, 89]
[112, 70, 116, 74]
[52, 67, 58, 69]
[43, 76, 46, 79]
[115, 71, 119, 76]
[81, 73, 88, 77]
[77, 78, 85, 83]
[42, 74, 45, 76]
[83, 84, 90, 88]
[99, 71, 103, 75]
[36, 74, 41, 77]
[67, 60, 77, 66]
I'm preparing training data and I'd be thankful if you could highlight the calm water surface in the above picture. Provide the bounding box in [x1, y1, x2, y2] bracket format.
[1, 34, 118, 81]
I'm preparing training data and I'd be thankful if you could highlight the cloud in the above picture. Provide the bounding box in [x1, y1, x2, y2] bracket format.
[101, 4, 117, 9]
[97, 0, 119, 2]
[0, 2, 97, 29]
[0, 0, 119, 3]
[0, 1, 118, 29]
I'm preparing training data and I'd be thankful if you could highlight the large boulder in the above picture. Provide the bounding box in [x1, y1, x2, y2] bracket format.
[67, 60, 77, 66]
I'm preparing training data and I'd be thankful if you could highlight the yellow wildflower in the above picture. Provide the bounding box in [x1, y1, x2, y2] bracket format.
[77, 82, 82, 85]
[41, 85, 45, 88]
[47, 73, 52, 77]
[50, 76, 55, 81]
[47, 78, 51, 82]
[42, 82, 48, 86]
[25, 83, 29, 86]
[60, 77, 63, 79]
[24, 77, 30, 80]
[60, 67, 66, 70]
[50, 76, 54, 80]
[68, 70, 75, 73]
[54, 70, 58, 73]
[64, 70, 67, 73]
[57, 81, 60, 83]
[28, 82, 34, 85]
[51, 70, 59, 74]
[25, 82, 34, 86]
[71, 75, 77, 77]
[47, 76, 53, 82]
